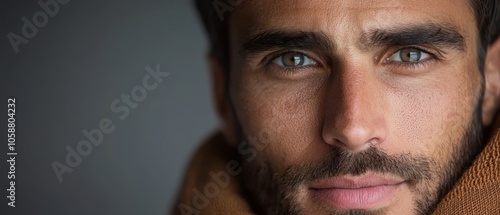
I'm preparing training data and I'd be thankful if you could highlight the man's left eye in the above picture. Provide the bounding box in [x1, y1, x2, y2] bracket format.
[272, 52, 317, 67]
[388, 48, 431, 63]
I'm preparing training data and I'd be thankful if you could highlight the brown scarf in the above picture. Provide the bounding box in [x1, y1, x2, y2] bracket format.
[172, 117, 500, 215]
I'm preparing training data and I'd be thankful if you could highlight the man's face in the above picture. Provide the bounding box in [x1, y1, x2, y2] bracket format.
[225, 0, 484, 214]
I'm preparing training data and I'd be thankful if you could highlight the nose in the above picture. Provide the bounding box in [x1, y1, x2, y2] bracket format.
[322, 62, 387, 152]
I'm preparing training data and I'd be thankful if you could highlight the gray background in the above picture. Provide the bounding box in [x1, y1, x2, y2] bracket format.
[2, 0, 218, 214]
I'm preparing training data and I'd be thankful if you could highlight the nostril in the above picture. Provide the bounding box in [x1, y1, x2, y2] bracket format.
[322, 119, 386, 152]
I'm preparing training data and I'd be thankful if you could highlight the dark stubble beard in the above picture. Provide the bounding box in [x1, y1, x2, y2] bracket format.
[238, 103, 484, 215]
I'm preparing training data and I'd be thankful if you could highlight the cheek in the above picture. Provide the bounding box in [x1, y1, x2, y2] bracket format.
[230, 67, 328, 170]
[386, 61, 480, 162]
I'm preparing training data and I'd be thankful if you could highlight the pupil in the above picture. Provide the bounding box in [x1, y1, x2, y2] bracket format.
[401, 48, 421, 62]
[283, 53, 304, 66]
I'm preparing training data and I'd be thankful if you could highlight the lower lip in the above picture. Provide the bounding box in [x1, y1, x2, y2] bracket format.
[310, 184, 401, 210]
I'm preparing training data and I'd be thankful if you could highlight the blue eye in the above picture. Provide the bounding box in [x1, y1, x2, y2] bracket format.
[272, 52, 317, 67]
[389, 48, 431, 62]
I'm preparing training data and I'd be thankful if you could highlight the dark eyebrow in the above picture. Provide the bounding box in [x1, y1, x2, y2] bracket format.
[361, 24, 466, 51]
[240, 30, 334, 57]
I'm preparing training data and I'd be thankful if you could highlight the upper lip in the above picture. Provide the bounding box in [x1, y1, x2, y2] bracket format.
[309, 173, 405, 190]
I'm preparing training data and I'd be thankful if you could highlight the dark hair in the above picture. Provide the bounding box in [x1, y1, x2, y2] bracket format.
[194, 0, 500, 68]
[472, 0, 500, 48]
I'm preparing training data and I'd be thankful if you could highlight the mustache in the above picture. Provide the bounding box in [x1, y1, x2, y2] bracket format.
[280, 146, 433, 187]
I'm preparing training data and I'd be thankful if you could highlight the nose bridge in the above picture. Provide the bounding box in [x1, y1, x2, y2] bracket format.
[338, 64, 370, 119]
[323, 60, 386, 151]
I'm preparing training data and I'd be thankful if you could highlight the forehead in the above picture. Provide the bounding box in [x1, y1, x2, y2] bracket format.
[230, 0, 476, 43]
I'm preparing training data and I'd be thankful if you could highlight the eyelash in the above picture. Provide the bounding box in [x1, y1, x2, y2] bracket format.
[263, 50, 321, 74]
[384, 46, 441, 70]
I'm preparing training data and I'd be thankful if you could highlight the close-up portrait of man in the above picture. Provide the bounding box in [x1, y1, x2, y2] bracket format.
[173, 0, 500, 214]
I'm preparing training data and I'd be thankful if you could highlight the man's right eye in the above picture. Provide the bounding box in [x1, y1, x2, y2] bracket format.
[272, 52, 317, 67]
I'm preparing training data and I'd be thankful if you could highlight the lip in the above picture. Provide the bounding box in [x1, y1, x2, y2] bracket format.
[309, 174, 405, 210]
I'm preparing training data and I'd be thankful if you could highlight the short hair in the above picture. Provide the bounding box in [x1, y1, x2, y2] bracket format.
[194, 0, 500, 69]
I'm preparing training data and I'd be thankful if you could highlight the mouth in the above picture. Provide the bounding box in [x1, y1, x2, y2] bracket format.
[309, 173, 406, 210]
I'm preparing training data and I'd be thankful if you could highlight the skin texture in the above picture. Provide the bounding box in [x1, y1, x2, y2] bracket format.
[207, 0, 500, 214]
